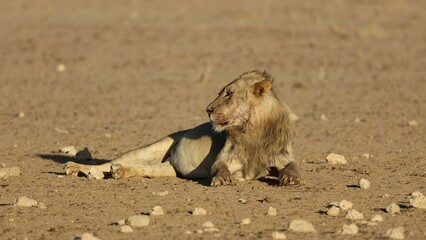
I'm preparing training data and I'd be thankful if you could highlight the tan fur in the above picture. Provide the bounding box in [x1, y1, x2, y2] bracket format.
[64, 70, 300, 186]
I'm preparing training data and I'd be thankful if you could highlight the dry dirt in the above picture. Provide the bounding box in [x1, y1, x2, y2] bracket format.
[1, 0, 425, 239]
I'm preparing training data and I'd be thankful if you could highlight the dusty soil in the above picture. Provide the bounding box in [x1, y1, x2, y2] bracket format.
[1, 0, 425, 239]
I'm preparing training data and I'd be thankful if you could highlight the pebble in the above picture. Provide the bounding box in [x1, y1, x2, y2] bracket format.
[271, 231, 287, 239]
[241, 218, 251, 225]
[268, 207, 277, 216]
[0, 167, 21, 179]
[359, 178, 371, 189]
[117, 219, 125, 225]
[238, 198, 247, 204]
[57, 63, 66, 72]
[120, 225, 133, 233]
[37, 203, 47, 209]
[192, 207, 207, 216]
[74, 233, 101, 240]
[203, 227, 219, 233]
[409, 191, 426, 209]
[327, 206, 340, 216]
[320, 114, 328, 121]
[345, 209, 364, 220]
[289, 112, 300, 123]
[339, 200, 353, 210]
[18, 111, 25, 118]
[152, 190, 169, 196]
[326, 153, 347, 164]
[14, 196, 38, 207]
[361, 153, 371, 159]
[76, 148, 92, 160]
[386, 203, 400, 215]
[59, 146, 77, 156]
[407, 120, 418, 127]
[54, 127, 69, 134]
[371, 214, 383, 222]
[202, 221, 215, 228]
[385, 227, 404, 239]
[87, 167, 104, 180]
[126, 215, 150, 227]
[354, 117, 361, 123]
[338, 223, 359, 235]
[288, 219, 316, 233]
[150, 206, 165, 216]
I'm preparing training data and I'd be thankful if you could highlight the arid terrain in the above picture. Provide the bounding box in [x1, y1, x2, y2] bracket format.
[0, 0, 425, 239]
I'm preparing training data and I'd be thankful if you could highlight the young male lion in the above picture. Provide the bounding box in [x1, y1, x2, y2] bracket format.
[65, 70, 300, 186]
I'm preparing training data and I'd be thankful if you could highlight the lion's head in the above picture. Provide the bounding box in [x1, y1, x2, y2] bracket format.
[206, 70, 286, 133]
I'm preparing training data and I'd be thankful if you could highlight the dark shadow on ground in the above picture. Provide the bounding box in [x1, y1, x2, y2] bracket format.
[36, 154, 110, 165]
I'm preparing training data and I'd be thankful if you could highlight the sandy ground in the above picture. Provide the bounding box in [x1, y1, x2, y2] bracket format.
[1, 0, 425, 239]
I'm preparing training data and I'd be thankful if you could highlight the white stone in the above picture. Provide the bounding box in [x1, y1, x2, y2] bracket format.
[338, 223, 358, 235]
[386, 203, 400, 214]
[152, 190, 169, 196]
[57, 63, 66, 72]
[359, 178, 371, 189]
[37, 203, 47, 209]
[203, 227, 219, 233]
[326, 153, 347, 164]
[238, 198, 247, 203]
[59, 146, 77, 156]
[241, 218, 251, 225]
[361, 153, 370, 159]
[354, 117, 361, 123]
[371, 214, 383, 222]
[0, 167, 21, 179]
[268, 207, 277, 216]
[338, 200, 353, 210]
[385, 227, 404, 239]
[76, 148, 92, 160]
[407, 120, 418, 127]
[18, 111, 25, 118]
[271, 231, 286, 239]
[126, 215, 150, 227]
[150, 206, 165, 216]
[327, 206, 340, 216]
[75, 233, 102, 240]
[117, 219, 125, 225]
[289, 112, 299, 123]
[320, 114, 328, 121]
[14, 196, 38, 207]
[120, 225, 133, 233]
[202, 221, 215, 228]
[288, 219, 316, 233]
[87, 167, 104, 180]
[345, 209, 364, 220]
[192, 207, 207, 216]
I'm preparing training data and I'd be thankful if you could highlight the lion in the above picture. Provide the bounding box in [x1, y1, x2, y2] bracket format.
[64, 70, 300, 186]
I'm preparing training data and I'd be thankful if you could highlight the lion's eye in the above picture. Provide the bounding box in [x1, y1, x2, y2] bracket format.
[224, 91, 233, 98]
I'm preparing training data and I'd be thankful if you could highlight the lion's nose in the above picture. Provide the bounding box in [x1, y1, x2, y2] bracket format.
[206, 106, 214, 114]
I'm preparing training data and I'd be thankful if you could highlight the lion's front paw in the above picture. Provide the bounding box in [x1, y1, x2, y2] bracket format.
[64, 162, 82, 176]
[278, 162, 301, 186]
[111, 164, 133, 179]
[211, 173, 235, 186]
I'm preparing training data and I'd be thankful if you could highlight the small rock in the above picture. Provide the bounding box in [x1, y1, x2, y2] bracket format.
[203, 227, 219, 233]
[74, 233, 101, 240]
[361, 153, 371, 159]
[0, 167, 21, 179]
[407, 120, 418, 127]
[195, 229, 203, 234]
[150, 206, 165, 216]
[320, 114, 328, 121]
[385, 227, 404, 239]
[184, 230, 192, 235]
[383, 194, 390, 198]
[14, 196, 38, 207]
[339, 200, 353, 210]
[76, 148, 92, 160]
[326, 153, 347, 164]
[37, 203, 47, 209]
[354, 117, 361, 123]
[241, 218, 251, 225]
[120, 225, 133, 233]
[54, 127, 69, 134]
[202, 221, 215, 228]
[117, 219, 125, 225]
[359, 178, 371, 189]
[59, 146, 77, 156]
[371, 214, 383, 222]
[238, 198, 247, 204]
[105, 133, 112, 138]
[126, 215, 150, 227]
[386, 203, 400, 215]
[271, 231, 287, 239]
[289, 112, 300, 123]
[327, 206, 340, 216]
[268, 207, 277, 216]
[409, 191, 426, 209]
[338, 223, 358, 235]
[18, 111, 25, 118]
[345, 209, 364, 220]
[152, 190, 169, 196]
[192, 207, 207, 216]
[87, 167, 104, 180]
[57, 63, 66, 72]
[288, 219, 316, 233]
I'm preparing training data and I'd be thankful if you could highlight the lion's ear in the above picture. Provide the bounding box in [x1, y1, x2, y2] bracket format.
[251, 80, 272, 97]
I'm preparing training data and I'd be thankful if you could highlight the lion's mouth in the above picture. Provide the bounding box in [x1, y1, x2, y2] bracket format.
[209, 114, 228, 126]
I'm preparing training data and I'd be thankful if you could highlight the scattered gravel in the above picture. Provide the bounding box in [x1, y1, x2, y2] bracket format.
[288, 219, 316, 233]
[0, 167, 21, 179]
[326, 153, 347, 164]
[359, 178, 371, 189]
[76, 147, 92, 160]
[240, 218, 251, 225]
[59, 146, 77, 156]
[385, 227, 405, 239]
[345, 209, 364, 220]
[338, 223, 359, 235]
[271, 231, 287, 239]
[192, 207, 207, 216]
[386, 203, 400, 215]
[327, 206, 340, 216]
[409, 191, 426, 209]
[87, 167, 104, 180]
[74, 233, 101, 240]
[150, 206, 165, 216]
[126, 215, 150, 227]
[360, 153, 371, 159]
[14, 196, 38, 207]
[268, 207, 277, 216]
[339, 200, 353, 210]
[120, 225, 133, 233]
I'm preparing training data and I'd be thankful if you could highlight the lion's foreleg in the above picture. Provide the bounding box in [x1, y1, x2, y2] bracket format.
[111, 162, 176, 179]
